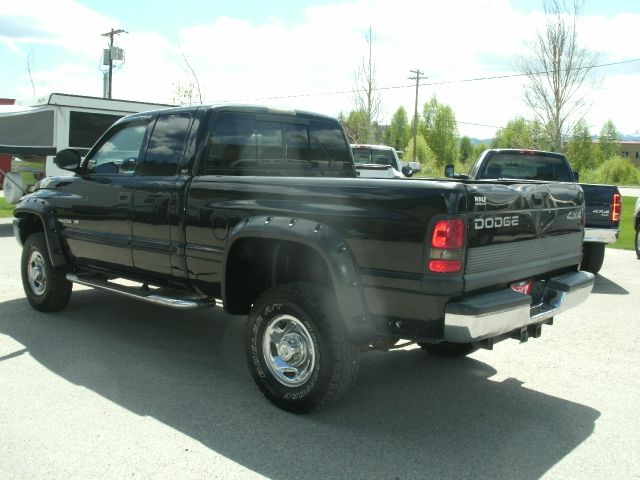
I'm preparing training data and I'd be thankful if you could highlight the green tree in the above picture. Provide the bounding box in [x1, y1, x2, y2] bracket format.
[339, 110, 369, 143]
[473, 142, 489, 160]
[492, 117, 534, 149]
[385, 106, 411, 150]
[420, 96, 458, 167]
[595, 119, 620, 164]
[565, 119, 594, 173]
[405, 134, 435, 167]
[492, 117, 552, 150]
[459, 136, 473, 163]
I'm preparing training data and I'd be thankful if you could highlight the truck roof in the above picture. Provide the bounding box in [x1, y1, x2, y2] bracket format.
[351, 144, 398, 151]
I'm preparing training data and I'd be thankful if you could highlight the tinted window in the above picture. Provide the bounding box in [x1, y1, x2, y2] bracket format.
[480, 153, 573, 181]
[86, 121, 147, 175]
[139, 114, 191, 176]
[309, 120, 353, 175]
[201, 113, 352, 176]
[203, 113, 256, 175]
[69, 111, 123, 149]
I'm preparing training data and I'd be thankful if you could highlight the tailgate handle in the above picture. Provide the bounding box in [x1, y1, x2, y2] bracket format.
[532, 193, 544, 206]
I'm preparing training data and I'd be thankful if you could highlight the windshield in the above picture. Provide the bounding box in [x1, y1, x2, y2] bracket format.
[352, 148, 396, 167]
[478, 152, 573, 181]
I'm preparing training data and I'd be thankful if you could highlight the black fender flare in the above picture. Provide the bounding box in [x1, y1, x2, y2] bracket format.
[222, 215, 378, 344]
[13, 196, 69, 268]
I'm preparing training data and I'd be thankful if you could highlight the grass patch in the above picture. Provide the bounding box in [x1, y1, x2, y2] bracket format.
[608, 196, 637, 251]
[0, 196, 14, 218]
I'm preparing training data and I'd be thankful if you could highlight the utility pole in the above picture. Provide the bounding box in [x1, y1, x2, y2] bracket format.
[408, 69, 427, 163]
[101, 28, 126, 99]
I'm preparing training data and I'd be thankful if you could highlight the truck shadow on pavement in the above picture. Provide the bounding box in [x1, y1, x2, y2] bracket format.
[0, 223, 14, 238]
[592, 274, 629, 295]
[0, 290, 600, 480]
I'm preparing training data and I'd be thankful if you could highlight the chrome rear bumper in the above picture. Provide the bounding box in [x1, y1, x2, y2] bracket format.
[444, 271, 595, 343]
[583, 227, 618, 244]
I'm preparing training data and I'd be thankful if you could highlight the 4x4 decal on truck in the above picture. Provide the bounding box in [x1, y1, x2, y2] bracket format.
[567, 210, 582, 221]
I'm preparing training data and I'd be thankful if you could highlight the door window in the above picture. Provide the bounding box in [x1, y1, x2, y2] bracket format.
[85, 121, 147, 175]
[138, 114, 191, 176]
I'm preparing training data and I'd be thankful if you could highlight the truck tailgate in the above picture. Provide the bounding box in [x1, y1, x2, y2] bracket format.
[463, 182, 584, 292]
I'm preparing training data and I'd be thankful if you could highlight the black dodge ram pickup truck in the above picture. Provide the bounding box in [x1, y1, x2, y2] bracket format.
[14, 105, 595, 412]
[445, 149, 621, 274]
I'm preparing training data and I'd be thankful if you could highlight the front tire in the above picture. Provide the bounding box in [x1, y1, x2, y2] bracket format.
[246, 283, 359, 413]
[635, 227, 640, 260]
[581, 242, 605, 274]
[21, 233, 72, 312]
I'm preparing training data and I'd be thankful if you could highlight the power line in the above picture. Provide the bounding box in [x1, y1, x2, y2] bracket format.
[216, 57, 640, 104]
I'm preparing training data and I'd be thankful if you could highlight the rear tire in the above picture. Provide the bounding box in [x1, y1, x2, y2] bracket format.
[581, 242, 605, 274]
[21, 233, 72, 312]
[635, 227, 640, 260]
[419, 341, 478, 358]
[246, 282, 359, 413]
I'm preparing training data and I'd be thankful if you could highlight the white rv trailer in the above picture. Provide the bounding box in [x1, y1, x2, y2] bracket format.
[0, 93, 171, 203]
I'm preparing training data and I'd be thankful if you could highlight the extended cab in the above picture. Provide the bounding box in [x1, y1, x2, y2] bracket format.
[14, 106, 595, 412]
[445, 149, 621, 274]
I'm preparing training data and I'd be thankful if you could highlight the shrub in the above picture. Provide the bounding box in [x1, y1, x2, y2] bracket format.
[580, 156, 640, 185]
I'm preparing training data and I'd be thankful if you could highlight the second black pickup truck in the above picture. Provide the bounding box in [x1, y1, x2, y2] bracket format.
[14, 105, 595, 412]
[446, 148, 621, 274]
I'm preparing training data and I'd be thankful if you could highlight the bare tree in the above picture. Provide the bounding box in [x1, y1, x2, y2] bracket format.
[26, 48, 36, 96]
[172, 49, 204, 105]
[517, 0, 600, 151]
[353, 26, 382, 144]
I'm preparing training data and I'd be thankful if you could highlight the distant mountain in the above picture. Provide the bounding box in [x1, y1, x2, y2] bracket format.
[470, 138, 493, 146]
[621, 134, 640, 142]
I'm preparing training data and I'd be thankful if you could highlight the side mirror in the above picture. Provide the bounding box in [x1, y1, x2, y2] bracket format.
[573, 171, 580, 182]
[444, 164, 455, 178]
[54, 149, 81, 172]
[402, 166, 414, 177]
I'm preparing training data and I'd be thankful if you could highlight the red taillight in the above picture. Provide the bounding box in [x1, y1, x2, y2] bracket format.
[611, 193, 621, 222]
[428, 218, 465, 273]
[428, 259, 462, 273]
[431, 219, 465, 249]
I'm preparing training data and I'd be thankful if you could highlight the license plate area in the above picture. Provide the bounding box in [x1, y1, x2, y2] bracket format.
[511, 279, 533, 296]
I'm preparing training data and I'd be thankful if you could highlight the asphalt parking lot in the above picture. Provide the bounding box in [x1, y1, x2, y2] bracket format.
[1, 218, 639, 480]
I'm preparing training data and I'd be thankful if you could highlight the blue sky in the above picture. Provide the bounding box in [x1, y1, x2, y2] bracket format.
[1, 0, 639, 138]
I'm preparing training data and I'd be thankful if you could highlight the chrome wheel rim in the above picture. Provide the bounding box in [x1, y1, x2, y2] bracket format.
[28, 250, 47, 296]
[263, 314, 316, 387]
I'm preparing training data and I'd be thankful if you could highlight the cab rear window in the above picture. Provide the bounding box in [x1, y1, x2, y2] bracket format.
[201, 112, 353, 176]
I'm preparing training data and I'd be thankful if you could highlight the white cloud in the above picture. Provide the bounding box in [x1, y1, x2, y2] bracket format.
[2, 0, 639, 138]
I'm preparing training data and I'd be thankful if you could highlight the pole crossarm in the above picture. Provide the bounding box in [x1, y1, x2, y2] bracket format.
[101, 28, 127, 99]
